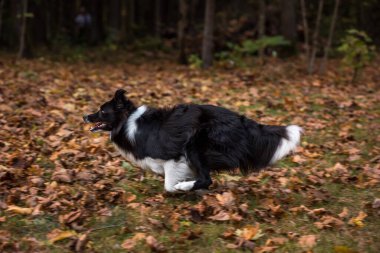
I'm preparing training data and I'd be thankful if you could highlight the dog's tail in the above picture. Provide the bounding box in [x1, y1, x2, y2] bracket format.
[269, 125, 303, 164]
[242, 121, 302, 173]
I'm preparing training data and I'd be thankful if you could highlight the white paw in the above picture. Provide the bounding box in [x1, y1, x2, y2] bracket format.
[174, 181, 196, 191]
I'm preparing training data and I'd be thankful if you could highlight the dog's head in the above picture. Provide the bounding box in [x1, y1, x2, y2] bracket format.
[83, 89, 135, 132]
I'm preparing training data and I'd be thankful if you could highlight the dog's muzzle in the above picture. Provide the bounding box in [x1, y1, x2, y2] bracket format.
[83, 115, 91, 123]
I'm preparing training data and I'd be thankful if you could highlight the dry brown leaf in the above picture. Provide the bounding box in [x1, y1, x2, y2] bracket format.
[74, 230, 91, 252]
[51, 168, 72, 183]
[145, 235, 166, 252]
[216, 191, 235, 208]
[348, 211, 367, 227]
[334, 245, 358, 253]
[314, 215, 344, 229]
[59, 210, 82, 224]
[125, 192, 137, 203]
[298, 234, 318, 250]
[209, 211, 230, 221]
[235, 224, 263, 241]
[266, 237, 288, 245]
[6, 205, 33, 215]
[47, 229, 77, 244]
[121, 233, 146, 250]
[292, 155, 306, 163]
[338, 207, 349, 219]
[256, 246, 277, 253]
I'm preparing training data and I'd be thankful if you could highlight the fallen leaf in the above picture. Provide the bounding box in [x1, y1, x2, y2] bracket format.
[47, 229, 77, 244]
[372, 198, 380, 209]
[256, 246, 277, 253]
[216, 191, 235, 208]
[292, 155, 306, 164]
[145, 235, 166, 252]
[51, 168, 72, 183]
[209, 211, 230, 221]
[338, 207, 349, 219]
[298, 234, 318, 250]
[121, 233, 146, 250]
[6, 205, 33, 215]
[348, 211, 367, 227]
[334, 245, 358, 253]
[125, 192, 137, 203]
[235, 224, 263, 241]
[314, 215, 344, 229]
[267, 237, 288, 245]
[74, 230, 91, 252]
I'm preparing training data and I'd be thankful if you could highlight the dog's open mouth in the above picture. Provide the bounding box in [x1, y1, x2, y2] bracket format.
[90, 122, 111, 132]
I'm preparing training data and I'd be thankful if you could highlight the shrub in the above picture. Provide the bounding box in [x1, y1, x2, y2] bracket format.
[338, 29, 376, 83]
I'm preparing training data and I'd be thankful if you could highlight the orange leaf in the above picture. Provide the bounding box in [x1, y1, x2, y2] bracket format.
[6, 205, 33, 215]
[209, 211, 230, 221]
[215, 191, 235, 208]
[47, 229, 77, 244]
[298, 235, 318, 250]
[348, 211, 367, 227]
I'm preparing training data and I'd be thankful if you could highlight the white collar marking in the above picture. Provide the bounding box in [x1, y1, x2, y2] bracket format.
[126, 105, 147, 144]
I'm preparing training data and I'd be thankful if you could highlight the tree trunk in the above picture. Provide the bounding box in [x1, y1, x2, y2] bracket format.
[120, 0, 127, 42]
[44, 0, 51, 45]
[155, 0, 161, 38]
[281, 0, 296, 48]
[109, 0, 121, 42]
[127, 0, 135, 41]
[320, 0, 340, 74]
[202, 0, 215, 69]
[178, 0, 188, 64]
[308, 0, 324, 74]
[300, 0, 309, 64]
[18, 0, 28, 59]
[89, 0, 103, 45]
[258, 0, 266, 61]
[0, 0, 5, 38]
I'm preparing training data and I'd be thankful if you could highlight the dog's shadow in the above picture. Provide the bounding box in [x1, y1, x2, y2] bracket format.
[163, 189, 210, 202]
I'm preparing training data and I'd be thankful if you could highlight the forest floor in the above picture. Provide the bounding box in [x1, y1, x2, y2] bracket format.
[0, 54, 379, 253]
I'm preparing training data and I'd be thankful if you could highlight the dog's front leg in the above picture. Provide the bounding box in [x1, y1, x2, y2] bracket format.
[163, 159, 196, 193]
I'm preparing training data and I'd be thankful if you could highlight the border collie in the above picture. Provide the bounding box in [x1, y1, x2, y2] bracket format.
[83, 89, 302, 192]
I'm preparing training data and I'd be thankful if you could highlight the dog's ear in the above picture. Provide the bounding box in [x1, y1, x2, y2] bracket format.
[114, 89, 126, 109]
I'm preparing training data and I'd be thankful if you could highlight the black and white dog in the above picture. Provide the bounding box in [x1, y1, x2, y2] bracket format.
[83, 89, 302, 192]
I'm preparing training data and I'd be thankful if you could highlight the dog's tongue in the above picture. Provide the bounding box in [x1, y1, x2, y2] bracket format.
[90, 122, 106, 132]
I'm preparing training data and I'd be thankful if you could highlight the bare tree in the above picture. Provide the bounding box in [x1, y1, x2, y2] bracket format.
[281, 0, 297, 44]
[202, 0, 215, 68]
[128, 0, 135, 40]
[120, 0, 127, 41]
[320, 0, 340, 74]
[300, 0, 310, 63]
[0, 0, 5, 37]
[178, 0, 189, 64]
[308, 0, 324, 74]
[258, 0, 266, 62]
[109, 0, 121, 42]
[18, 0, 28, 59]
[155, 0, 161, 38]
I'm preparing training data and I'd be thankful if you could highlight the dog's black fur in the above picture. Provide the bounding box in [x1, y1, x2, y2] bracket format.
[84, 89, 300, 191]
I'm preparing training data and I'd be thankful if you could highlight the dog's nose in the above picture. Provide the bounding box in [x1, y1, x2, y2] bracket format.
[83, 115, 89, 123]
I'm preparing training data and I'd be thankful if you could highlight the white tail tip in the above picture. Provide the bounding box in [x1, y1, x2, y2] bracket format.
[270, 125, 303, 164]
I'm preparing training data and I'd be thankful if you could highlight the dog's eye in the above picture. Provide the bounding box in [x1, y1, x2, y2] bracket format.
[101, 110, 106, 114]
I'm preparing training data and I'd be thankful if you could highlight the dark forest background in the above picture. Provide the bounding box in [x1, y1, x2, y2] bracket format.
[0, 0, 379, 70]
